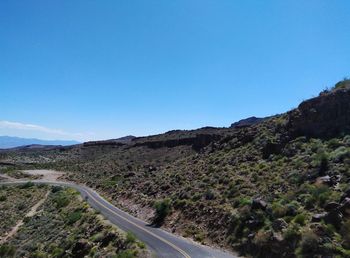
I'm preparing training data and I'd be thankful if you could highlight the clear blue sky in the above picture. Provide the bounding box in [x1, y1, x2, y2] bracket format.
[1, 0, 349, 141]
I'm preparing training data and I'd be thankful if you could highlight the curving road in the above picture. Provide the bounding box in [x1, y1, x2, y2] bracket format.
[0, 179, 237, 258]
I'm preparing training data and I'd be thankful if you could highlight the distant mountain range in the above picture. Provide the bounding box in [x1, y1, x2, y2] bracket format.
[0, 136, 80, 149]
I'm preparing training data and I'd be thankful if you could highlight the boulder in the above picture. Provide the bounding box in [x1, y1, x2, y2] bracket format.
[312, 213, 327, 222]
[288, 83, 350, 138]
[272, 219, 288, 231]
[246, 218, 263, 230]
[148, 166, 157, 172]
[324, 202, 340, 212]
[340, 197, 350, 216]
[315, 176, 333, 186]
[340, 188, 350, 202]
[285, 204, 298, 216]
[252, 198, 267, 210]
[324, 211, 343, 229]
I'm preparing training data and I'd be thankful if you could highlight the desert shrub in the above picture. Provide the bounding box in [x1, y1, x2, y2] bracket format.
[310, 139, 323, 153]
[17, 202, 26, 210]
[331, 146, 350, 162]
[20, 181, 34, 189]
[313, 185, 332, 206]
[334, 79, 350, 90]
[125, 232, 136, 245]
[318, 191, 331, 208]
[53, 193, 70, 208]
[66, 210, 82, 225]
[239, 197, 252, 207]
[294, 214, 307, 226]
[271, 201, 287, 218]
[23, 216, 31, 223]
[137, 242, 146, 249]
[328, 138, 342, 149]
[30, 251, 47, 258]
[184, 225, 205, 242]
[0, 244, 16, 257]
[252, 230, 273, 256]
[173, 198, 187, 209]
[341, 219, 350, 249]
[51, 186, 63, 193]
[90, 232, 104, 242]
[253, 230, 270, 245]
[288, 171, 303, 185]
[51, 247, 64, 257]
[116, 250, 137, 258]
[204, 189, 215, 200]
[324, 222, 336, 237]
[284, 224, 301, 244]
[344, 135, 350, 146]
[0, 195, 6, 202]
[311, 151, 329, 175]
[298, 230, 319, 255]
[152, 198, 171, 226]
[227, 183, 239, 198]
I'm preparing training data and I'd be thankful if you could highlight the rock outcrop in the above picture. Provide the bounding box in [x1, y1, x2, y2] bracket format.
[288, 81, 350, 138]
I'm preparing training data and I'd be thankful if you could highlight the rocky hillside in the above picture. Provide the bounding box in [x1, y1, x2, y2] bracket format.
[2, 80, 350, 257]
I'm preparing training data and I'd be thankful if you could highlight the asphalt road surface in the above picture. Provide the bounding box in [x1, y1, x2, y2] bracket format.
[0, 179, 237, 258]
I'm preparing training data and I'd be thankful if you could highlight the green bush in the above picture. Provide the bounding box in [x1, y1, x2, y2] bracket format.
[334, 79, 350, 90]
[53, 193, 70, 208]
[125, 232, 136, 245]
[0, 195, 6, 202]
[152, 198, 171, 226]
[51, 186, 63, 193]
[52, 247, 64, 257]
[271, 202, 287, 218]
[294, 214, 307, 226]
[239, 197, 252, 207]
[66, 211, 82, 225]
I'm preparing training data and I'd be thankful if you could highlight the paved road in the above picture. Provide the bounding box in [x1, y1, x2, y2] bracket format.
[0, 179, 237, 258]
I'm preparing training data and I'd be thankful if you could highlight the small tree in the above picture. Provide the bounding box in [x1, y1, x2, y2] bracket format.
[152, 198, 171, 226]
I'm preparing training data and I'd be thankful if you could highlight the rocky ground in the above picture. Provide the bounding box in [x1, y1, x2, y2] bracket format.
[2, 80, 350, 257]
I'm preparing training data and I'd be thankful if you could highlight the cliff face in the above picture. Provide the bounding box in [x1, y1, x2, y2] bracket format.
[288, 81, 350, 138]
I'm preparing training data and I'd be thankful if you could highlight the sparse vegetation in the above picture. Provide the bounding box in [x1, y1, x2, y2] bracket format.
[2, 80, 350, 257]
[0, 186, 148, 257]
